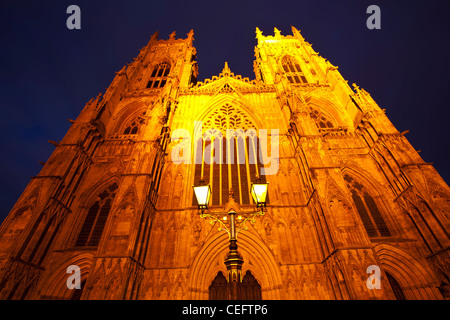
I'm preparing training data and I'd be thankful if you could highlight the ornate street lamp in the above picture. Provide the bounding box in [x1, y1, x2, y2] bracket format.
[250, 181, 269, 208]
[192, 183, 211, 211]
[193, 180, 268, 300]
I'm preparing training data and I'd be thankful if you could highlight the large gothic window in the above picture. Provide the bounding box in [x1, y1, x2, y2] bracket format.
[147, 61, 171, 89]
[309, 108, 334, 130]
[344, 174, 391, 238]
[282, 56, 307, 84]
[123, 111, 146, 135]
[75, 183, 118, 247]
[192, 104, 269, 206]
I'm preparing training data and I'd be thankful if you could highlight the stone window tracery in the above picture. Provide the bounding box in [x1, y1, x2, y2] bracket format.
[75, 183, 118, 247]
[147, 61, 171, 89]
[344, 174, 391, 238]
[282, 56, 307, 84]
[193, 104, 268, 206]
[203, 104, 254, 132]
[309, 108, 334, 129]
[123, 111, 146, 135]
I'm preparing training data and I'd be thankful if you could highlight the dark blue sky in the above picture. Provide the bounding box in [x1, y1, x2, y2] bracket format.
[0, 0, 449, 224]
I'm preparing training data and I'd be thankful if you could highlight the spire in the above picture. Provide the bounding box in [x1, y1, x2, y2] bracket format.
[169, 31, 176, 40]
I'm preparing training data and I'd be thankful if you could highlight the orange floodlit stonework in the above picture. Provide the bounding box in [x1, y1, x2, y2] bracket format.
[0, 27, 448, 300]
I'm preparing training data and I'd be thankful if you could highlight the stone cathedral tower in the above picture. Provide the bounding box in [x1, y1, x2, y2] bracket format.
[0, 27, 449, 300]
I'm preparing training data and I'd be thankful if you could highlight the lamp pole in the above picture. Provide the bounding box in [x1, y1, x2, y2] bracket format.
[224, 210, 244, 300]
[193, 183, 268, 300]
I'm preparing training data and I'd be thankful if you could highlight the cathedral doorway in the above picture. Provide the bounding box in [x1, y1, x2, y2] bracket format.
[208, 271, 262, 300]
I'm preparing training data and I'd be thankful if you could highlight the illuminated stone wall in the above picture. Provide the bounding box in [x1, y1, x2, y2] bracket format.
[0, 28, 448, 300]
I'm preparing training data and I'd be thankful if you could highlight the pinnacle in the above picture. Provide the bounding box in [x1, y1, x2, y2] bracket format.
[150, 30, 159, 40]
[222, 61, 231, 75]
[274, 27, 281, 37]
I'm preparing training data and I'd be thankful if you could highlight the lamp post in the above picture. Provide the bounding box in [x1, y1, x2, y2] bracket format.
[193, 180, 268, 300]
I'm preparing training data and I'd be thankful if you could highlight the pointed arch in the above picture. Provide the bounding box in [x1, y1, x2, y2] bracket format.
[173, 283, 185, 300]
[110, 98, 151, 137]
[38, 252, 94, 300]
[203, 103, 256, 133]
[374, 244, 443, 299]
[191, 98, 269, 207]
[305, 95, 351, 128]
[194, 95, 263, 131]
[208, 271, 228, 300]
[189, 229, 283, 300]
[341, 166, 384, 194]
[104, 276, 119, 300]
[242, 270, 262, 300]
[121, 110, 147, 135]
[86, 276, 104, 299]
[341, 167, 393, 238]
[309, 105, 336, 129]
[74, 177, 120, 248]
[385, 272, 406, 300]
[147, 217, 166, 268]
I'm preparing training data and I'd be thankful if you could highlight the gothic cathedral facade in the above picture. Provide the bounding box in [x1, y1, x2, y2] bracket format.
[0, 27, 449, 300]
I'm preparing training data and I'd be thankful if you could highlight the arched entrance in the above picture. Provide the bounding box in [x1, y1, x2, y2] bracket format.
[209, 270, 262, 300]
[189, 231, 283, 299]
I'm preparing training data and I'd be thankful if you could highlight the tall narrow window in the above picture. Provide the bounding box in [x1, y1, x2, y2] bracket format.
[147, 61, 171, 89]
[76, 183, 118, 247]
[344, 174, 391, 238]
[282, 56, 307, 84]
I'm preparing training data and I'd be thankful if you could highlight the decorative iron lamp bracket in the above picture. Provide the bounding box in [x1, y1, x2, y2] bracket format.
[198, 206, 267, 240]
[193, 177, 268, 241]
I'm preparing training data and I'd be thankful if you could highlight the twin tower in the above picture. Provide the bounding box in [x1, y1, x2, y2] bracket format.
[0, 27, 449, 300]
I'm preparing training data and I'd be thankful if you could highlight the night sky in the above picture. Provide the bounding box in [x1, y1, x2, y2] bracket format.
[0, 0, 449, 224]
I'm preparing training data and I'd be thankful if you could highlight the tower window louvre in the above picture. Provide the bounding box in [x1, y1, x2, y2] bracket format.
[282, 56, 307, 84]
[147, 61, 171, 89]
